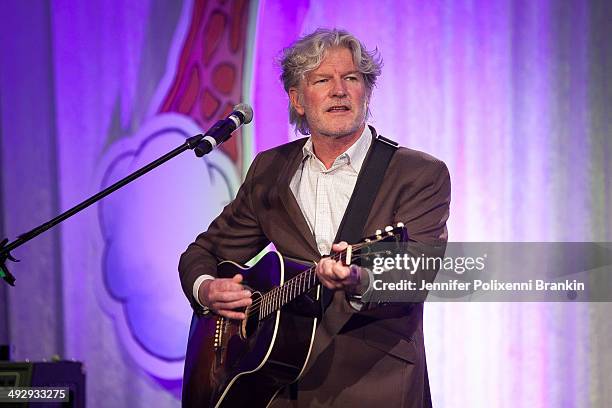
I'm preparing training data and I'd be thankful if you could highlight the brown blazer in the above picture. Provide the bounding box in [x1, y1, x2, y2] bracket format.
[179, 129, 451, 407]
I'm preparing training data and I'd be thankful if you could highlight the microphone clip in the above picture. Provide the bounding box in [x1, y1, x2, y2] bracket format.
[193, 120, 225, 157]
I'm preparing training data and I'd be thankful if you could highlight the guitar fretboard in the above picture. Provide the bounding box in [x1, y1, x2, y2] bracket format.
[258, 266, 319, 319]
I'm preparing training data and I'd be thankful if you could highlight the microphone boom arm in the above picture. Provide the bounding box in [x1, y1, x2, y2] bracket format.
[0, 132, 213, 286]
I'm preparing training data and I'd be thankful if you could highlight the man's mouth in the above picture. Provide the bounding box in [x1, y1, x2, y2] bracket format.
[326, 106, 350, 112]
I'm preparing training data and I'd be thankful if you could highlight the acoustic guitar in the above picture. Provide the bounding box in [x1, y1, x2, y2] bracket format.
[182, 224, 408, 408]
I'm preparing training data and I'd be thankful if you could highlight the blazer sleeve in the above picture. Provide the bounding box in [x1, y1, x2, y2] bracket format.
[397, 158, 451, 245]
[359, 157, 451, 311]
[178, 153, 270, 310]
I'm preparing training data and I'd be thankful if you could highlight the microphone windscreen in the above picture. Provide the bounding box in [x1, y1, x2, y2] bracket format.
[233, 103, 254, 124]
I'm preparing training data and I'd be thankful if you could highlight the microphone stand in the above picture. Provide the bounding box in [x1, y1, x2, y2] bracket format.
[0, 133, 213, 286]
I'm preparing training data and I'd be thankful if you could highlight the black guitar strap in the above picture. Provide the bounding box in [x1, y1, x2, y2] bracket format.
[289, 128, 398, 401]
[321, 126, 399, 309]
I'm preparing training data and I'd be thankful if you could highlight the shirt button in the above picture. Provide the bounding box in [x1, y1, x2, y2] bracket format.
[318, 243, 328, 254]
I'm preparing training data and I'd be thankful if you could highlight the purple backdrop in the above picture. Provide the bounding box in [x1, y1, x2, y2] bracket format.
[1, 0, 611, 407]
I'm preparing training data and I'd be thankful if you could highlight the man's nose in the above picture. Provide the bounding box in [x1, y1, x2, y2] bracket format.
[330, 78, 347, 97]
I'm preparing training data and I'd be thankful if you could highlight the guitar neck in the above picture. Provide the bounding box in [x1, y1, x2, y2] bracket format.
[258, 266, 319, 320]
[255, 224, 406, 320]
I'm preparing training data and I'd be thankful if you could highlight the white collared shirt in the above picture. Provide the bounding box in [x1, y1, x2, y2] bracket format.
[289, 126, 372, 255]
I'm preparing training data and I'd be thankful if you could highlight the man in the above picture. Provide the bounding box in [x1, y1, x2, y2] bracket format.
[179, 28, 450, 407]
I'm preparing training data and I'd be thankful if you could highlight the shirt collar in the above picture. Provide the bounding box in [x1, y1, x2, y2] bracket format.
[301, 125, 373, 173]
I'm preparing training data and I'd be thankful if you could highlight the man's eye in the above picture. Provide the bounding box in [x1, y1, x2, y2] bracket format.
[345, 76, 358, 81]
[315, 79, 328, 84]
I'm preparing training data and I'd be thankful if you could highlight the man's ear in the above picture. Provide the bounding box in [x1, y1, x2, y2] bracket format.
[289, 88, 305, 116]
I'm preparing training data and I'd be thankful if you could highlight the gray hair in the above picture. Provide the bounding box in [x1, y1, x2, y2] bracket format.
[280, 28, 383, 135]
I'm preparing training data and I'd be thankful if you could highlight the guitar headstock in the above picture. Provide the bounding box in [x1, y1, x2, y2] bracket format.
[364, 223, 408, 245]
[341, 223, 408, 265]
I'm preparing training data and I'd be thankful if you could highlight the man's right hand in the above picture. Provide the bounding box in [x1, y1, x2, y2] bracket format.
[198, 274, 252, 320]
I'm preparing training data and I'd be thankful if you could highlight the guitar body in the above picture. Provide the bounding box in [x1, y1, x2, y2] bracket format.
[182, 251, 320, 408]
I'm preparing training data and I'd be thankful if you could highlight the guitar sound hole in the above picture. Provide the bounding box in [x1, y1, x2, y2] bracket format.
[239, 291, 262, 340]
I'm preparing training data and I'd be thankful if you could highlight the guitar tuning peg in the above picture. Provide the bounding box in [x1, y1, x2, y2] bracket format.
[375, 229, 382, 236]
[396, 222, 404, 228]
[365, 238, 371, 242]
[385, 226, 393, 232]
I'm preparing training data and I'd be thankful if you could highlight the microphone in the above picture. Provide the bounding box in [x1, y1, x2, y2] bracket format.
[194, 103, 254, 157]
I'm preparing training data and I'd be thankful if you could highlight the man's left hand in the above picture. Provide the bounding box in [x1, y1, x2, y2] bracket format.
[316, 242, 369, 294]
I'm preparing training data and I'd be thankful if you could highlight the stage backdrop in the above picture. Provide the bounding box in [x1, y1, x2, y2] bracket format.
[1, 0, 611, 407]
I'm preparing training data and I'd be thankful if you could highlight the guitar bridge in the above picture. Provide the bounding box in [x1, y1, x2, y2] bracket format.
[214, 317, 228, 366]
[213, 317, 223, 349]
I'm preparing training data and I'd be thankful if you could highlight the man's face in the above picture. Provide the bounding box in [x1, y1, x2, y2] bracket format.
[290, 47, 368, 139]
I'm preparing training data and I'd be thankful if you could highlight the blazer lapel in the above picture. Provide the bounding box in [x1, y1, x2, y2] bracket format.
[276, 141, 319, 257]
